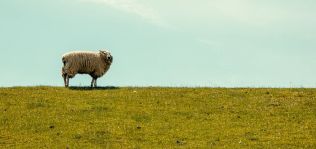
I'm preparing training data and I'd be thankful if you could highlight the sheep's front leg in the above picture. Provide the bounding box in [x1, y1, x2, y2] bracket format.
[90, 78, 97, 88]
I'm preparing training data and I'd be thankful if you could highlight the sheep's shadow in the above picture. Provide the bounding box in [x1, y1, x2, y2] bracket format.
[68, 86, 119, 90]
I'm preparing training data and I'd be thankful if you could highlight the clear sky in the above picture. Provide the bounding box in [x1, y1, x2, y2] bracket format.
[0, 0, 315, 87]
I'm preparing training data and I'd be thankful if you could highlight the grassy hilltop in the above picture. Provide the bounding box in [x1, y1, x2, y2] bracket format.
[0, 87, 315, 148]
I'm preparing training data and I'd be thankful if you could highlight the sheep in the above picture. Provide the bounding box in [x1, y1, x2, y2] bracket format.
[61, 50, 113, 87]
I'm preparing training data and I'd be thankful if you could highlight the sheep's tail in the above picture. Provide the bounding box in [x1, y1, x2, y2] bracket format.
[61, 57, 68, 78]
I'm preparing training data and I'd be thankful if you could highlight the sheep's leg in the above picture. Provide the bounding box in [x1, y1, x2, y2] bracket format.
[62, 67, 67, 87]
[66, 75, 69, 87]
[63, 75, 67, 87]
[62, 72, 68, 87]
[91, 78, 95, 88]
[94, 78, 97, 88]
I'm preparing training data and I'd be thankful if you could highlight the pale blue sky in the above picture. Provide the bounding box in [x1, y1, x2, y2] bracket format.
[0, 0, 315, 87]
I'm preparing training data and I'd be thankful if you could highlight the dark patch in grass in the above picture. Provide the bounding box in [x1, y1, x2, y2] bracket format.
[0, 93, 10, 96]
[68, 86, 119, 90]
[268, 102, 281, 107]
[27, 101, 49, 109]
[207, 138, 220, 146]
[73, 130, 112, 145]
[73, 134, 82, 140]
[0, 118, 9, 125]
[245, 132, 259, 141]
[76, 106, 110, 116]
[95, 131, 110, 138]
[176, 139, 187, 145]
[0, 136, 14, 146]
[89, 131, 112, 145]
[91, 106, 109, 112]
[131, 114, 151, 123]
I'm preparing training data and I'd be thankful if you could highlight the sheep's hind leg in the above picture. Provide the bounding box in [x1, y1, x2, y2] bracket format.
[91, 78, 95, 88]
[65, 75, 69, 87]
[63, 75, 67, 87]
[62, 73, 68, 87]
[94, 78, 97, 88]
[62, 68, 67, 87]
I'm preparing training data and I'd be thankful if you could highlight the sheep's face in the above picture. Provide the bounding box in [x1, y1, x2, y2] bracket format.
[100, 50, 113, 64]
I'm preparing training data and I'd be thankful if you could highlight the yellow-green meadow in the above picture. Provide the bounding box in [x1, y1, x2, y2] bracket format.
[0, 87, 315, 148]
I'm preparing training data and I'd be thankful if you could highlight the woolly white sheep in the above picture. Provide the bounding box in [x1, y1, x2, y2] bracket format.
[61, 50, 113, 87]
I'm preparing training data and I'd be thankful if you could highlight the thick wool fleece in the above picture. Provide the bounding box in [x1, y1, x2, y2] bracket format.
[62, 51, 112, 79]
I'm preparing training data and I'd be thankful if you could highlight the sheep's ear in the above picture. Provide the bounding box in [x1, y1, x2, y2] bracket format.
[99, 50, 107, 53]
[99, 50, 105, 54]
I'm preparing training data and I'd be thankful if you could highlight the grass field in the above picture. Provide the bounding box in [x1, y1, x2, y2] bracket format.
[0, 87, 315, 148]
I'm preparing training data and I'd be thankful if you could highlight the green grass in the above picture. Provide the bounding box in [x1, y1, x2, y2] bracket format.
[0, 87, 315, 148]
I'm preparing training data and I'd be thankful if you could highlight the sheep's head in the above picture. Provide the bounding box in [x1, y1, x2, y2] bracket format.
[99, 50, 113, 64]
